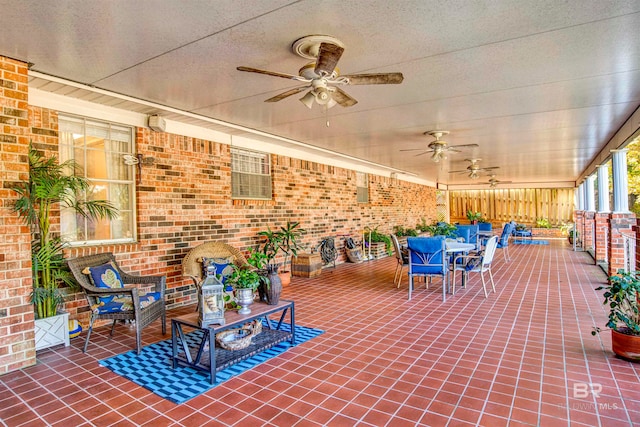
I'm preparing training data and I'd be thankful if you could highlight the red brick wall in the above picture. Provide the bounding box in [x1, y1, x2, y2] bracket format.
[0, 56, 34, 374]
[38, 116, 438, 326]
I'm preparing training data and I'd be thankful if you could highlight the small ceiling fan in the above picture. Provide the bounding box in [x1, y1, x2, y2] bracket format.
[237, 35, 404, 109]
[487, 174, 512, 187]
[449, 158, 499, 179]
[400, 131, 479, 163]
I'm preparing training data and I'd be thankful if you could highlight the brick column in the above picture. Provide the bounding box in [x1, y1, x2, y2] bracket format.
[0, 56, 34, 374]
[608, 213, 636, 277]
[575, 210, 585, 250]
[594, 213, 609, 264]
[583, 211, 595, 252]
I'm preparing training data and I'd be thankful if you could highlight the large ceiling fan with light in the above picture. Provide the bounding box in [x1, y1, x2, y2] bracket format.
[237, 35, 404, 109]
[400, 131, 479, 163]
[449, 158, 499, 179]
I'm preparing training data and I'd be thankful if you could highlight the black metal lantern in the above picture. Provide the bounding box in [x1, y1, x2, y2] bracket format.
[199, 266, 225, 327]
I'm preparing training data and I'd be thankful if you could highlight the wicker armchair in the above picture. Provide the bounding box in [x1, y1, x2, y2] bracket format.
[182, 241, 251, 309]
[68, 252, 166, 354]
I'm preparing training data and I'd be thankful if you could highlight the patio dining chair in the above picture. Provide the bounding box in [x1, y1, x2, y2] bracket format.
[407, 236, 449, 301]
[68, 252, 167, 354]
[390, 234, 409, 287]
[452, 236, 499, 298]
[496, 222, 516, 262]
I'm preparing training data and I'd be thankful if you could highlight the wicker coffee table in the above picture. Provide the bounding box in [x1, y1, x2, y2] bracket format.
[171, 299, 295, 384]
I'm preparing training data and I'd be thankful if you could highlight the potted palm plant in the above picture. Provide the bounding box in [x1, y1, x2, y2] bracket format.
[466, 210, 483, 224]
[593, 270, 640, 362]
[11, 145, 117, 350]
[258, 221, 305, 286]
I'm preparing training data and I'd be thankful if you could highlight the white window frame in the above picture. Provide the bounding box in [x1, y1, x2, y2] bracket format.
[231, 148, 272, 200]
[58, 114, 137, 245]
[356, 172, 369, 203]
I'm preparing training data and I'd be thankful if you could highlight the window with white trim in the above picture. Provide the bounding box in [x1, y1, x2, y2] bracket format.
[356, 172, 369, 203]
[231, 148, 272, 200]
[58, 114, 136, 244]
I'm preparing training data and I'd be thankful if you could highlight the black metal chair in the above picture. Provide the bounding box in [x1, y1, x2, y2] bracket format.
[390, 234, 409, 287]
[68, 252, 166, 354]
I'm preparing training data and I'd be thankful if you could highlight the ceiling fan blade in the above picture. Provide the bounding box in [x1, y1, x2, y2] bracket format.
[237, 66, 308, 82]
[314, 43, 344, 76]
[399, 148, 430, 152]
[264, 86, 309, 102]
[450, 143, 480, 149]
[341, 73, 404, 85]
[332, 87, 358, 107]
[448, 169, 469, 174]
[480, 166, 500, 171]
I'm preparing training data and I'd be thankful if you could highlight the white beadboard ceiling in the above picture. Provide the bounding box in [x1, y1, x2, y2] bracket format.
[3, 0, 640, 188]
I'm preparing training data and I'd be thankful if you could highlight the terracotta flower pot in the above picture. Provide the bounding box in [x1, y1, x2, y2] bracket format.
[611, 328, 640, 362]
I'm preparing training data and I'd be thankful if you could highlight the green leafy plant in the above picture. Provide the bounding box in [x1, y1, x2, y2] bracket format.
[246, 247, 271, 288]
[535, 217, 552, 228]
[258, 220, 306, 272]
[226, 264, 261, 291]
[10, 144, 118, 319]
[365, 226, 393, 255]
[466, 210, 483, 222]
[593, 270, 640, 336]
[416, 218, 430, 233]
[424, 222, 457, 238]
[278, 221, 306, 272]
[393, 225, 418, 237]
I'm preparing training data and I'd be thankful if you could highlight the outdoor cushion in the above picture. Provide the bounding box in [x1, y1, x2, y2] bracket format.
[83, 262, 124, 303]
[200, 257, 235, 282]
[95, 292, 162, 314]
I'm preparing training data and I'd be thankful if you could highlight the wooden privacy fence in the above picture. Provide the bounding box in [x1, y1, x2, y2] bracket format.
[449, 188, 575, 225]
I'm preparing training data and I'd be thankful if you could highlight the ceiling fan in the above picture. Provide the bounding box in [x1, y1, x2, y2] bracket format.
[487, 174, 512, 187]
[400, 131, 479, 163]
[449, 158, 499, 179]
[237, 35, 404, 109]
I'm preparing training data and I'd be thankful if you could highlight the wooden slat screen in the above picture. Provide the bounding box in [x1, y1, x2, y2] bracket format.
[449, 188, 575, 225]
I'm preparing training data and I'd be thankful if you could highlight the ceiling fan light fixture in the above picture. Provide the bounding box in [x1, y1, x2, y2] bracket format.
[300, 91, 316, 109]
[469, 170, 480, 179]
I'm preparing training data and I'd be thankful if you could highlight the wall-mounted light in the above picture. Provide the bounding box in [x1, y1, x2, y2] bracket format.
[123, 154, 155, 183]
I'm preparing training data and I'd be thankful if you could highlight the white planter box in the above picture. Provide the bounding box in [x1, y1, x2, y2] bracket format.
[34, 311, 70, 351]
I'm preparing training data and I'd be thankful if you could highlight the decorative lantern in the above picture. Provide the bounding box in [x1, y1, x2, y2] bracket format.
[199, 266, 225, 327]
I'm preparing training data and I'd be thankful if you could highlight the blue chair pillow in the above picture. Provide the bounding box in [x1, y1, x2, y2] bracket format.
[200, 257, 235, 284]
[82, 261, 124, 303]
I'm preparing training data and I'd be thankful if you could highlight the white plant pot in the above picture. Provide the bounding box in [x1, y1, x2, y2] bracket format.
[34, 311, 70, 351]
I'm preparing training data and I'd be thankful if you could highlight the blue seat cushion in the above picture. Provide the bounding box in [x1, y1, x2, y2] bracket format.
[96, 291, 162, 314]
[82, 261, 124, 303]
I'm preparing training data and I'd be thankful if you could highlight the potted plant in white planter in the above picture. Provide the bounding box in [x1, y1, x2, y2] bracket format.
[11, 145, 117, 350]
[593, 270, 640, 362]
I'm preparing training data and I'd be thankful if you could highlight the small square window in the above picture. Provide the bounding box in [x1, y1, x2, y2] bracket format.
[231, 148, 272, 200]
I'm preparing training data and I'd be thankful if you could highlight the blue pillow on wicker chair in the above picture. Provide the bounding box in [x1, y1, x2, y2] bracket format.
[201, 257, 235, 283]
[82, 262, 124, 303]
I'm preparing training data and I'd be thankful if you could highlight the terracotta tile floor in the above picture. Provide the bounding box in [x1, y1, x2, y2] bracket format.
[2, 239, 640, 426]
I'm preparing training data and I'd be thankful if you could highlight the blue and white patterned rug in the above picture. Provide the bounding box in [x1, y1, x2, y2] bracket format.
[513, 239, 549, 245]
[99, 323, 323, 404]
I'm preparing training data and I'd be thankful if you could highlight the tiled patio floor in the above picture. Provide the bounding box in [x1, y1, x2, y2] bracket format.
[2, 239, 640, 426]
